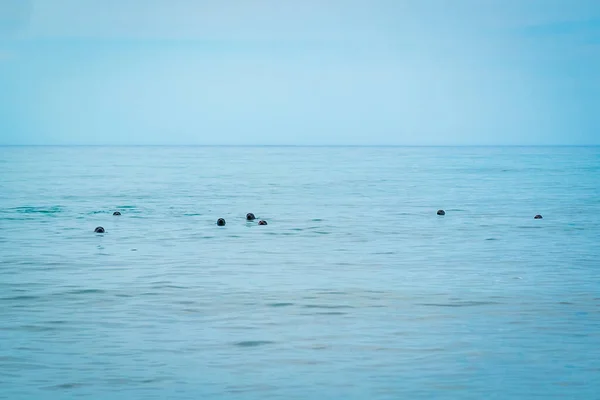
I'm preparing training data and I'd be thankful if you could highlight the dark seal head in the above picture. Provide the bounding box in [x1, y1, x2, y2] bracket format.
[437, 210, 446, 216]
[217, 218, 226, 226]
[94, 226, 105, 233]
[246, 213, 256, 221]
[534, 214, 543, 219]
[258, 220, 268, 226]
[113, 211, 121, 216]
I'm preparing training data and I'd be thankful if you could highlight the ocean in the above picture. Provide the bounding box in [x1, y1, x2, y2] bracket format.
[1, 146, 599, 399]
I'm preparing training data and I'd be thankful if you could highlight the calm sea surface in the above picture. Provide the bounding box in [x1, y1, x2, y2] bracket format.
[0, 146, 599, 399]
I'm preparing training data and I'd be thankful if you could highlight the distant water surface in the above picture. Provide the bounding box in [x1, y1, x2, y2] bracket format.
[0, 146, 599, 399]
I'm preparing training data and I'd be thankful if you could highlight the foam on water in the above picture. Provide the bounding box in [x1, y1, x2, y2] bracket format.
[0, 146, 599, 399]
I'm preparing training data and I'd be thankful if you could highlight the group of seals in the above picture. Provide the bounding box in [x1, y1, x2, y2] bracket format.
[95, 211, 269, 233]
[95, 209, 543, 233]
[216, 213, 268, 227]
[437, 209, 543, 219]
[246, 213, 267, 225]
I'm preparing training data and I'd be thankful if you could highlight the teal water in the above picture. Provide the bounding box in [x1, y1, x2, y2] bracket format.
[1, 146, 599, 399]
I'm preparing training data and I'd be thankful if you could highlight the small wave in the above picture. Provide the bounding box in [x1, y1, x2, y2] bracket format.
[314, 311, 347, 315]
[151, 284, 188, 290]
[1, 295, 39, 301]
[140, 377, 169, 384]
[268, 302, 294, 307]
[316, 291, 347, 295]
[66, 289, 105, 295]
[176, 300, 196, 305]
[12, 206, 63, 214]
[303, 304, 354, 309]
[45, 383, 86, 390]
[2, 325, 59, 332]
[418, 301, 500, 307]
[234, 340, 275, 347]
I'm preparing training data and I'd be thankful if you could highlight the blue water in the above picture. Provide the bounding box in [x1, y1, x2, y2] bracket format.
[1, 146, 599, 399]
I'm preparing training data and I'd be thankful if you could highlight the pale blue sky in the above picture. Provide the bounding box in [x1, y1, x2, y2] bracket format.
[1, 0, 599, 145]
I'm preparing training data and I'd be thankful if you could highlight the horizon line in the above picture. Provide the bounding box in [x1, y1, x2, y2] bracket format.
[1, 144, 599, 148]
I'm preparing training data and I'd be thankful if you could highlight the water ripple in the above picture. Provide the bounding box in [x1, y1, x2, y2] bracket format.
[1, 146, 599, 400]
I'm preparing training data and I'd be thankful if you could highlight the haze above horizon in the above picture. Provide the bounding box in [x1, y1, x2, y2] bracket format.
[1, 0, 599, 146]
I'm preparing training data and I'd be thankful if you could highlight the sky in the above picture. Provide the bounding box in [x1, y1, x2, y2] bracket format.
[0, 0, 599, 145]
